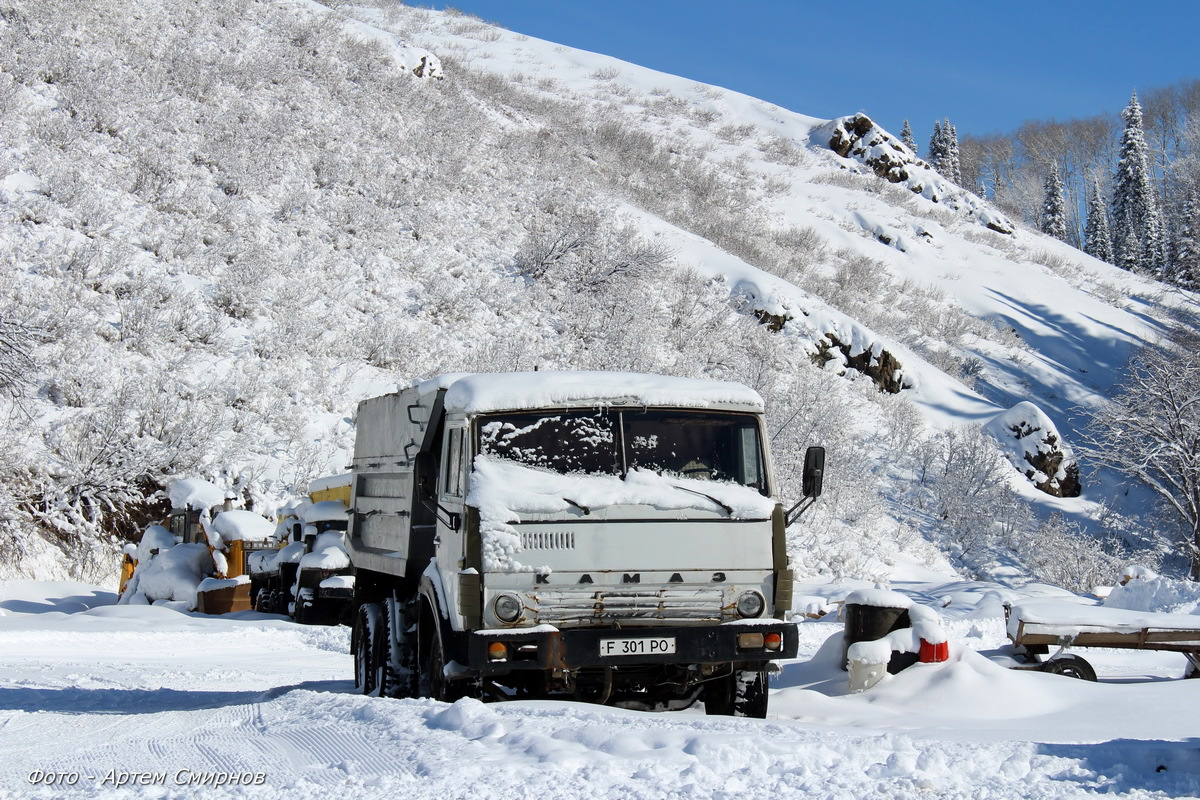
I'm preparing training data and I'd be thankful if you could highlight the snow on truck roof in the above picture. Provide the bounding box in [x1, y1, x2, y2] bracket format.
[424, 371, 764, 414]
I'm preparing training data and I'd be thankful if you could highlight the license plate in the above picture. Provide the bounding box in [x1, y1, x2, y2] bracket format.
[599, 637, 676, 657]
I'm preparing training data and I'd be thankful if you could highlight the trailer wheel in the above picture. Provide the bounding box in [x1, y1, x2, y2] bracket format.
[703, 668, 769, 719]
[1042, 655, 1097, 682]
[353, 603, 380, 696]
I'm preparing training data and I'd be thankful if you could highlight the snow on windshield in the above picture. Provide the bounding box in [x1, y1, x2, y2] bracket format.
[468, 455, 777, 572]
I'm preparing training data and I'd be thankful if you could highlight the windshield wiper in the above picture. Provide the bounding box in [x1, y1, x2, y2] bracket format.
[562, 496, 591, 515]
[670, 484, 733, 515]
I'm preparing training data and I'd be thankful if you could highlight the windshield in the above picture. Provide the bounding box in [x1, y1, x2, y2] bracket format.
[476, 409, 766, 494]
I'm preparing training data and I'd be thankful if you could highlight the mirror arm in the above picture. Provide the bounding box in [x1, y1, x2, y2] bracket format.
[785, 497, 815, 527]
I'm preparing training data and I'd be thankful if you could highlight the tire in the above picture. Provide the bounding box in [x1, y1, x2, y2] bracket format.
[702, 673, 735, 716]
[732, 669, 769, 718]
[704, 668, 769, 719]
[375, 597, 415, 699]
[1042, 655, 1097, 682]
[353, 604, 380, 696]
[424, 635, 450, 702]
[416, 610, 448, 702]
[417, 609, 474, 703]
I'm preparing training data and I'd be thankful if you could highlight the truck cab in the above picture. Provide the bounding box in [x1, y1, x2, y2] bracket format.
[348, 372, 818, 716]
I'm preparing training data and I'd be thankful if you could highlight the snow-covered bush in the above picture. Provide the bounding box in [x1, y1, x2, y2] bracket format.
[1009, 513, 1131, 595]
[1082, 321, 1200, 577]
[0, 314, 35, 396]
[902, 426, 1031, 568]
[1104, 568, 1200, 615]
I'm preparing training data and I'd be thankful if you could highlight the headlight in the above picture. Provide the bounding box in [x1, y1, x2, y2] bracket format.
[735, 590, 765, 619]
[494, 593, 523, 623]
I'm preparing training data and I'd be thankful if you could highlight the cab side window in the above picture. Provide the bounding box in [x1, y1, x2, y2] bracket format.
[443, 428, 464, 498]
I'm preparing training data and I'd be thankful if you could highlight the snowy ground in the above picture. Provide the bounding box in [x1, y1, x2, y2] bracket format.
[3, 580, 1199, 799]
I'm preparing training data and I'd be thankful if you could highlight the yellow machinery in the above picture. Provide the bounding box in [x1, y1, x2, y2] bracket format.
[118, 502, 273, 613]
[120, 476, 351, 616]
[118, 550, 137, 595]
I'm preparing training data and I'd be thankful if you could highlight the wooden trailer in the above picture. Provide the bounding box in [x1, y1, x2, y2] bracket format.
[1005, 600, 1200, 681]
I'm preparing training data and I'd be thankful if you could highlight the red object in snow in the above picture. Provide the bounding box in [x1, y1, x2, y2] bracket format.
[919, 639, 949, 663]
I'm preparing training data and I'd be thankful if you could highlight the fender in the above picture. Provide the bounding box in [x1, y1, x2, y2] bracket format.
[416, 564, 468, 665]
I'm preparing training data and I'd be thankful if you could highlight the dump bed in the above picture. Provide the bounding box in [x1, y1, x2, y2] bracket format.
[347, 385, 446, 579]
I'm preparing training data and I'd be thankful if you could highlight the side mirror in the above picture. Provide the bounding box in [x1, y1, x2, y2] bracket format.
[802, 446, 825, 499]
[786, 445, 826, 526]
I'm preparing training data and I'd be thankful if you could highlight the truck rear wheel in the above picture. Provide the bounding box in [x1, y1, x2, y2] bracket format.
[353, 604, 380, 696]
[375, 597, 414, 699]
[703, 668, 769, 719]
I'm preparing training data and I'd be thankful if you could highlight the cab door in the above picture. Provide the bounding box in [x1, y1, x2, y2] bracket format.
[435, 422, 472, 629]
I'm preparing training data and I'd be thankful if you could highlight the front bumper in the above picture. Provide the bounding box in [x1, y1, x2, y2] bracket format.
[468, 621, 799, 674]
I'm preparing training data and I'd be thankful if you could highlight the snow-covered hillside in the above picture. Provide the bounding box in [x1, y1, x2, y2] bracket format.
[0, 0, 1195, 586]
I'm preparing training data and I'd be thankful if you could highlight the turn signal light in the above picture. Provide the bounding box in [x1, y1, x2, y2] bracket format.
[487, 642, 509, 661]
[764, 632, 783, 651]
[737, 633, 765, 650]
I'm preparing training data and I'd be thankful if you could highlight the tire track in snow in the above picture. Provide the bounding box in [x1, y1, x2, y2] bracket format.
[255, 697, 408, 778]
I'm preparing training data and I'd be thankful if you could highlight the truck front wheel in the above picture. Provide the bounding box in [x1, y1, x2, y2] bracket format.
[416, 611, 477, 703]
[703, 668, 769, 719]
[419, 634, 451, 702]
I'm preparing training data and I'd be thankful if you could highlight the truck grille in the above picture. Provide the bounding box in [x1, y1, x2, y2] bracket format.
[531, 587, 726, 626]
[520, 531, 576, 550]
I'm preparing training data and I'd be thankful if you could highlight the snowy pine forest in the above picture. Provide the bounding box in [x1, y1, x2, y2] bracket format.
[958, 84, 1200, 288]
[1, 0, 1197, 590]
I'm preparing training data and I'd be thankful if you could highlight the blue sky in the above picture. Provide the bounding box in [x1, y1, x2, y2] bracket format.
[423, 1, 1199, 150]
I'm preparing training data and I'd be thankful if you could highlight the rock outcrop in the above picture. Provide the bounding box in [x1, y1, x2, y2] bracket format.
[983, 401, 1081, 497]
[815, 113, 1015, 236]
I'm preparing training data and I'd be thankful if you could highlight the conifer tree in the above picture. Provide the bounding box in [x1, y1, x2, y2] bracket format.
[1084, 177, 1113, 264]
[900, 119, 917, 155]
[928, 119, 960, 184]
[1111, 92, 1166, 275]
[1039, 162, 1067, 241]
[946, 122, 962, 184]
[928, 120, 945, 169]
[1172, 188, 1200, 290]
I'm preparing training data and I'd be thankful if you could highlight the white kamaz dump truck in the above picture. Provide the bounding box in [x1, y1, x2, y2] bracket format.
[348, 371, 823, 717]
